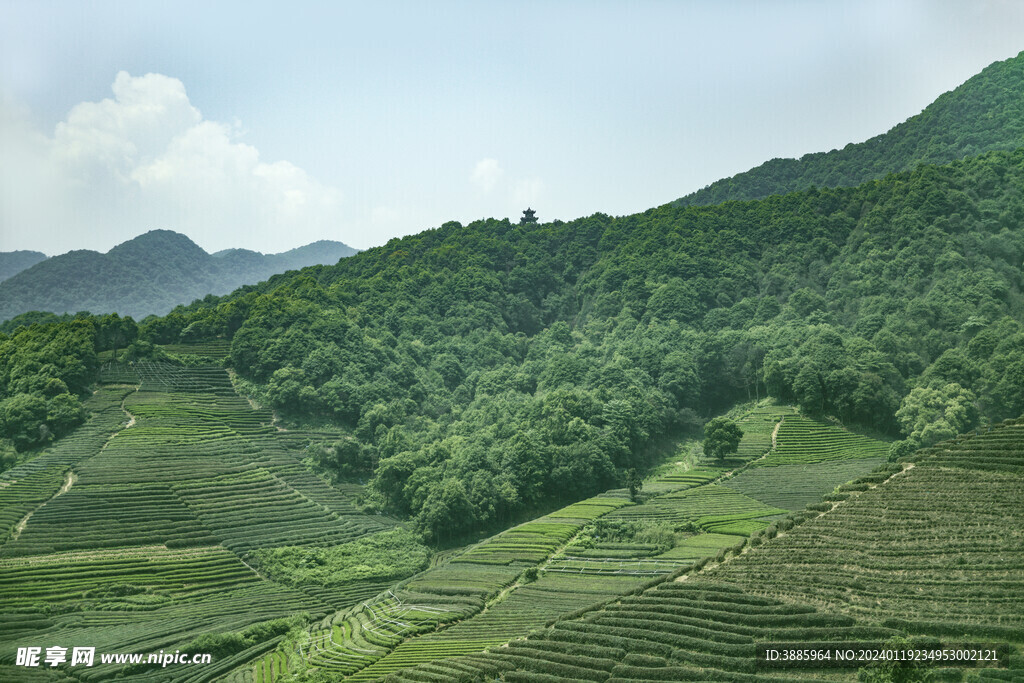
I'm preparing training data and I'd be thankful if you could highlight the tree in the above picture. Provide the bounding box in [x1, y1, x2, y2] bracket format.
[793, 363, 824, 414]
[626, 468, 643, 502]
[0, 394, 49, 450]
[46, 393, 85, 437]
[703, 417, 743, 461]
[95, 313, 138, 360]
[887, 438, 919, 463]
[416, 478, 477, 543]
[895, 383, 979, 446]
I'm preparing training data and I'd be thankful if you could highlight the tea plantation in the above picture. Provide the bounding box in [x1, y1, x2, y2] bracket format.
[0, 365, 408, 681]
[241, 402, 910, 681]
[6, 387, 1011, 682]
[382, 419, 1024, 682]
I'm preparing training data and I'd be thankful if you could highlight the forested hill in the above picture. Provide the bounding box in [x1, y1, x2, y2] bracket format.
[0, 230, 357, 322]
[0, 250, 47, 282]
[675, 50, 1024, 207]
[154, 147, 1024, 539]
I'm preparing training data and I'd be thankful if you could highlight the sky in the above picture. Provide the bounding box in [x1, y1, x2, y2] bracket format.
[2, 1, 1024, 255]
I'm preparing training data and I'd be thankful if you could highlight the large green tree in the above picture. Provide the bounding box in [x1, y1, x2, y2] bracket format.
[895, 383, 980, 447]
[702, 417, 744, 461]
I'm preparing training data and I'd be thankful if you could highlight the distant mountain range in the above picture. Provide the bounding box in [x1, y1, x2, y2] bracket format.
[675, 49, 1024, 206]
[0, 230, 357, 321]
[0, 250, 48, 282]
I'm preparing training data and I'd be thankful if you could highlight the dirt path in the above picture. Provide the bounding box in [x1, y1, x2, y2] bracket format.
[771, 417, 783, 449]
[11, 470, 77, 541]
[122, 387, 138, 428]
[11, 389, 138, 544]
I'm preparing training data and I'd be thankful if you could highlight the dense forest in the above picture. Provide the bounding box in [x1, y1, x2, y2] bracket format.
[0, 230, 357, 322]
[676, 49, 1024, 206]
[76, 146, 1018, 541]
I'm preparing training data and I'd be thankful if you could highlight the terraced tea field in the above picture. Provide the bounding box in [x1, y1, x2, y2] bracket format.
[345, 573, 646, 681]
[716, 413, 888, 513]
[4, 389, 967, 682]
[160, 340, 232, 359]
[254, 495, 638, 681]
[730, 404, 793, 462]
[605, 484, 788, 536]
[242, 402, 908, 681]
[721, 458, 887, 511]
[0, 365, 404, 681]
[386, 420, 1024, 682]
[640, 466, 723, 495]
[713, 424, 1024, 632]
[758, 414, 888, 466]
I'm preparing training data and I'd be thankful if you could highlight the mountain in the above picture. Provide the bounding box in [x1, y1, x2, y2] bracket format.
[0, 250, 47, 282]
[0, 230, 357, 321]
[676, 49, 1024, 206]
[164, 146, 1024, 539]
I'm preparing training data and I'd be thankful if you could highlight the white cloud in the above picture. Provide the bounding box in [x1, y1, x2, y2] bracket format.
[470, 158, 503, 193]
[0, 72, 345, 253]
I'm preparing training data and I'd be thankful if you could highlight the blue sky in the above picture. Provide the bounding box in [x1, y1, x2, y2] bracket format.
[2, 1, 1024, 254]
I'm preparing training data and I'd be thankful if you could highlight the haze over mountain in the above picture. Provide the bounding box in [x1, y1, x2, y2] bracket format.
[0, 251, 47, 282]
[676, 49, 1024, 207]
[0, 230, 357, 322]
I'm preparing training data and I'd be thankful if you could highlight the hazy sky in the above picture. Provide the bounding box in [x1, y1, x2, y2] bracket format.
[2, 1, 1024, 255]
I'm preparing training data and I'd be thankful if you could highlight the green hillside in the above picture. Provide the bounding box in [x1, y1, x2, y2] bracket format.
[0, 230, 357, 322]
[375, 418, 1024, 682]
[0, 251, 47, 283]
[154, 146, 1024, 540]
[675, 50, 1024, 207]
[241, 402, 887, 681]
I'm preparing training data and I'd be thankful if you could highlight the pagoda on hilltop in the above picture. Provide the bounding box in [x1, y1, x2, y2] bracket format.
[519, 207, 538, 225]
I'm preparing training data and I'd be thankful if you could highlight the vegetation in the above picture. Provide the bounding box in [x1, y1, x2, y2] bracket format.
[0, 318, 96, 456]
[722, 458, 884, 511]
[106, 134, 1023, 541]
[379, 419, 1024, 682]
[0, 250, 47, 283]
[0, 229, 356, 322]
[251, 529, 430, 587]
[0, 364, 414, 680]
[702, 417, 743, 461]
[896, 382, 980, 447]
[758, 414, 889, 466]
